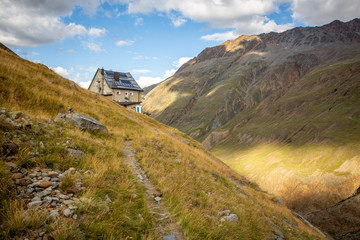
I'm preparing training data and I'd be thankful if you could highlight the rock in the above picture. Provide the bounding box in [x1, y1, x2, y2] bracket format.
[49, 210, 60, 220]
[105, 195, 112, 204]
[283, 219, 297, 227]
[39, 141, 45, 149]
[72, 214, 78, 220]
[35, 191, 48, 198]
[68, 205, 78, 210]
[38, 182, 52, 188]
[58, 193, 70, 199]
[5, 162, 17, 170]
[31, 196, 41, 202]
[19, 179, 32, 186]
[12, 173, 24, 179]
[220, 213, 239, 222]
[268, 218, 285, 240]
[66, 147, 85, 159]
[63, 208, 73, 217]
[43, 196, 52, 204]
[154, 197, 162, 202]
[10, 111, 23, 119]
[84, 170, 93, 175]
[66, 167, 76, 173]
[137, 174, 144, 180]
[55, 112, 108, 132]
[218, 210, 231, 217]
[182, 139, 190, 145]
[163, 234, 176, 240]
[63, 200, 74, 205]
[131, 193, 138, 199]
[28, 201, 42, 209]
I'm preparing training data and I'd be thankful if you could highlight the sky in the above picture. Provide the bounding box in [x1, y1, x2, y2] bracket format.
[0, 0, 359, 88]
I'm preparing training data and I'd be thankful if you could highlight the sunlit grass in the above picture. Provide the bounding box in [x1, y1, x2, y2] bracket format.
[0, 48, 326, 239]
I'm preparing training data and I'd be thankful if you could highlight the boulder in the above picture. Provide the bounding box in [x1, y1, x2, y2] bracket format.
[55, 112, 108, 132]
[220, 213, 239, 222]
[28, 201, 42, 209]
[66, 147, 85, 159]
[63, 208, 73, 217]
[38, 182, 52, 188]
[163, 235, 176, 240]
[218, 210, 231, 217]
[49, 210, 60, 220]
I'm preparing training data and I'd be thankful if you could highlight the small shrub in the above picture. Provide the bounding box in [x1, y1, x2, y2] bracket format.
[49, 220, 83, 240]
[0, 201, 50, 238]
[59, 175, 76, 193]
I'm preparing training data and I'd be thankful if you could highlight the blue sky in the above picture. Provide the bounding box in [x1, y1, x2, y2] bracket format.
[0, 0, 359, 88]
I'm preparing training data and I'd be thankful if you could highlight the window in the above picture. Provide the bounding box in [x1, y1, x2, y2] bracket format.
[117, 91, 121, 95]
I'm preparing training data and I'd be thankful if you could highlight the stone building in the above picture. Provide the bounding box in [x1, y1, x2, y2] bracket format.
[88, 68, 143, 112]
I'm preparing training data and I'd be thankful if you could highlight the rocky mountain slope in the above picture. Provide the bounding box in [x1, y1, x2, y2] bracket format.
[0, 45, 327, 239]
[143, 19, 360, 239]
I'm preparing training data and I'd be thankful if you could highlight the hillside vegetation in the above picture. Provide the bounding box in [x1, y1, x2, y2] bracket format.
[0, 47, 326, 239]
[143, 19, 360, 239]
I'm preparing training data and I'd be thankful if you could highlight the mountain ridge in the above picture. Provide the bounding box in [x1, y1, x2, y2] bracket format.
[143, 18, 360, 239]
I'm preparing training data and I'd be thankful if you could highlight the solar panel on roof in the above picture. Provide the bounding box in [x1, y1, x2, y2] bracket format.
[119, 73, 127, 78]
[113, 82, 135, 88]
[121, 80, 131, 84]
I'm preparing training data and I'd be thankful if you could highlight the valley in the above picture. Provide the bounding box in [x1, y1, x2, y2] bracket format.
[143, 19, 360, 239]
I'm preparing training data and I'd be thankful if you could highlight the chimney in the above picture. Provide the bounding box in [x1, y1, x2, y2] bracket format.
[101, 68, 104, 75]
[114, 72, 119, 81]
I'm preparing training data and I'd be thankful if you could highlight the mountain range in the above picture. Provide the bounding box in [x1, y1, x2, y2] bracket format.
[143, 19, 360, 239]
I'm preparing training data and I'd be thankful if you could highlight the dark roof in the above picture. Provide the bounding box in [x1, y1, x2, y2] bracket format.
[101, 69, 143, 92]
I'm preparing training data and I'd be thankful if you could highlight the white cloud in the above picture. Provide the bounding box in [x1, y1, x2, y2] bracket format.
[79, 81, 92, 89]
[73, 72, 91, 88]
[50, 66, 73, 77]
[115, 40, 134, 46]
[132, 69, 151, 74]
[124, 0, 280, 31]
[173, 57, 193, 68]
[163, 69, 176, 79]
[169, 14, 187, 27]
[201, 31, 238, 42]
[88, 27, 107, 38]
[67, 49, 76, 53]
[122, 0, 359, 42]
[0, 0, 104, 47]
[292, 0, 360, 25]
[137, 76, 163, 88]
[87, 42, 105, 52]
[163, 56, 193, 78]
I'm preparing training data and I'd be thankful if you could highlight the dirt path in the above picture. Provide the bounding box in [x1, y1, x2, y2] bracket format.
[123, 141, 186, 240]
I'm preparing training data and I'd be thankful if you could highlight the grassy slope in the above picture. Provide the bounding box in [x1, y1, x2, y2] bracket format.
[0, 49, 325, 239]
[211, 59, 360, 211]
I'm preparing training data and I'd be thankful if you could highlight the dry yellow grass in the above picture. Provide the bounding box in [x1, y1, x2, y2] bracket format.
[0, 48, 326, 239]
